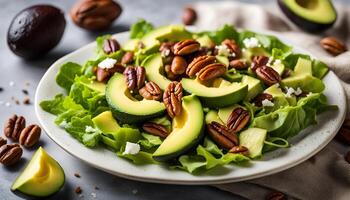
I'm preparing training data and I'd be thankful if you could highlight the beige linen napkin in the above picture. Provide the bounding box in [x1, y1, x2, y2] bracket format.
[191, 2, 350, 200]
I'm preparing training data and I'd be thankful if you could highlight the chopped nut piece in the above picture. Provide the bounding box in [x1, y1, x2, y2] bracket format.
[75, 186, 82, 194]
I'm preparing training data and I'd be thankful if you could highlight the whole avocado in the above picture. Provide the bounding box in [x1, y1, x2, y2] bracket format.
[7, 5, 66, 59]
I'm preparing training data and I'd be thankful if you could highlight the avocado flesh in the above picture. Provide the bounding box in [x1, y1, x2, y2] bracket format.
[153, 95, 204, 161]
[218, 104, 242, 124]
[181, 78, 248, 108]
[282, 58, 325, 93]
[123, 39, 141, 51]
[142, 53, 172, 90]
[81, 80, 106, 94]
[92, 111, 120, 134]
[239, 128, 267, 158]
[106, 73, 165, 124]
[278, 0, 336, 32]
[241, 75, 263, 101]
[11, 147, 65, 198]
[205, 110, 224, 125]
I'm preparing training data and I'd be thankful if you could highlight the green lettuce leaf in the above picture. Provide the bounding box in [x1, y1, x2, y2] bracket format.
[117, 151, 157, 165]
[130, 19, 154, 39]
[40, 94, 66, 115]
[200, 24, 239, 44]
[55, 62, 83, 92]
[138, 133, 163, 150]
[96, 35, 111, 55]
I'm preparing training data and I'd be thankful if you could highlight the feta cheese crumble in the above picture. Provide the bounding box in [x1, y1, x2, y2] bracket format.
[98, 58, 117, 69]
[85, 126, 97, 133]
[123, 142, 140, 155]
[243, 37, 260, 48]
[161, 49, 171, 57]
[285, 87, 303, 97]
[215, 45, 235, 57]
[262, 99, 274, 107]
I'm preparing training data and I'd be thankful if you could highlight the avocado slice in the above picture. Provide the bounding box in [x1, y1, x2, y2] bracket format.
[142, 53, 172, 90]
[205, 110, 224, 125]
[218, 104, 242, 124]
[278, 0, 336, 32]
[282, 58, 325, 93]
[181, 78, 248, 108]
[195, 35, 214, 48]
[153, 95, 204, 161]
[123, 38, 141, 51]
[241, 75, 263, 101]
[106, 73, 165, 124]
[239, 128, 267, 158]
[11, 147, 65, 198]
[92, 111, 121, 134]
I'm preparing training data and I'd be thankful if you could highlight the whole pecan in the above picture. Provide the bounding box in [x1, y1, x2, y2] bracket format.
[265, 191, 287, 200]
[142, 122, 169, 138]
[252, 93, 274, 107]
[96, 63, 125, 82]
[171, 56, 187, 75]
[227, 107, 250, 133]
[139, 81, 162, 100]
[320, 36, 347, 56]
[186, 55, 216, 77]
[4, 115, 26, 141]
[103, 38, 120, 54]
[182, 7, 197, 25]
[251, 55, 269, 71]
[0, 144, 23, 166]
[159, 42, 175, 57]
[163, 82, 183, 118]
[70, 0, 122, 30]
[229, 59, 248, 70]
[136, 66, 146, 89]
[222, 39, 241, 59]
[164, 65, 180, 80]
[197, 63, 226, 81]
[207, 122, 238, 149]
[121, 52, 134, 65]
[123, 66, 146, 90]
[256, 66, 281, 86]
[19, 124, 41, 148]
[229, 145, 249, 155]
[173, 40, 200, 56]
[0, 137, 7, 148]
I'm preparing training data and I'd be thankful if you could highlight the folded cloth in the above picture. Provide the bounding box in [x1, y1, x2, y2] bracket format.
[191, 1, 350, 199]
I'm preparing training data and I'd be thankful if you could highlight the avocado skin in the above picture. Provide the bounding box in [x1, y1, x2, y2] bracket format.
[277, 0, 336, 32]
[7, 5, 66, 59]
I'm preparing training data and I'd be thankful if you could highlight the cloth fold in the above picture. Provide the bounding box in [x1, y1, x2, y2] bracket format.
[191, 2, 350, 199]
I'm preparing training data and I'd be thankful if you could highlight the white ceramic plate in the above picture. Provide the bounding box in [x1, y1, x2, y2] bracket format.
[35, 30, 346, 185]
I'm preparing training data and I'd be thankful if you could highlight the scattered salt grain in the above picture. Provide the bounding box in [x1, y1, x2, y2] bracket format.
[123, 142, 140, 155]
[262, 99, 274, 107]
[9, 81, 15, 87]
[98, 58, 117, 69]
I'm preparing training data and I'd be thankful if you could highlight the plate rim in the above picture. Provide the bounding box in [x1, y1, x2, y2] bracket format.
[35, 30, 347, 185]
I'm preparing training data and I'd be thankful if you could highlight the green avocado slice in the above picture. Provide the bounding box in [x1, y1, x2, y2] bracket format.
[239, 128, 267, 158]
[153, 95, 204, 161]
[106, 73, 165, 124]
[11, 147, 65, 198]
[142, 53, 172, 90]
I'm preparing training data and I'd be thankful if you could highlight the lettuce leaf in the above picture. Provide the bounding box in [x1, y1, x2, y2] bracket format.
[55, 62, 83, 92]
[138, 133, 163, 150]
[205, 24, 239, 44]
[117, 151, 157, 164]
[130, 19, 154, 39]
[96, 35, 112, 55]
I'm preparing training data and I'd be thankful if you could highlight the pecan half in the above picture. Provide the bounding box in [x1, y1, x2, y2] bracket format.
[4, 115, 26, 141]
[173, 40, 200, 56]
[171, 56, 187, 75]
[70, 0, 122, 30]
[164, 65, 180, 80]
[103, 38, 120, 54]
[0, 144, 22, 166]
[227, 107, 250, 133]
[123, 66, 145, 90]
[207, 122, 238, 149]
[197, 63, 226, 81]
[256, 66, 281, 86]
[182, 7, 197, 25]
[252, 93, 274, 107]
[229, 146, 249, 155]
[265, 191, 287, 200]
[186, 55, 216, 77]
[222, 39, 241, 59]
[142, 122, 169, 138]
[96, 63, 125, 82]
[136, 66, 146, 89]
[251, 55, 269, 71]
[320, 36, 347, 56]
[139, 81, 162, 100]
[0, 137, 7, 148]
[19, 124, 41, 148]
[229, 59, 248, 70]
[121, 52, 134, 65]
[163, 82, 183, 118]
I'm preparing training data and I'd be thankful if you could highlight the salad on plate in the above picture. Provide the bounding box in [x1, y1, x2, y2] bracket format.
[40, 20, 337, 174]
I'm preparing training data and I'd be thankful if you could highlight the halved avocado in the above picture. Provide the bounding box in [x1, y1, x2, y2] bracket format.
[281, 58, 325, 93]
[241, 75, 263, 101]
[278, 0, 337, 32]
[106, 73, 165, 124]
[239, 128, 267, 158]
[11, 147, 65, 198]
[153, 95, 204, 161]
[142, 53, 171, 90]
[181, 78, 248, 108]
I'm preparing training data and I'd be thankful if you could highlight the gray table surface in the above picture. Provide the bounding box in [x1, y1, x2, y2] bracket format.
[0, 0, 348, 200]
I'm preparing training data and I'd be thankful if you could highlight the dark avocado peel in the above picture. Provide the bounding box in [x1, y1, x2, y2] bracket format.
[278, 0, 337, 32]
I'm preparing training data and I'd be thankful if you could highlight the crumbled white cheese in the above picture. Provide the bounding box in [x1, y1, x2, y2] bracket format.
[161, 49, 171, 57]
[215, 45, 235, 57]
[59, 120, 68, 129]
[98, 58, 117, 69]
[285, 86, 303, 97]
[243, 37, 260, 48]
[9, 81, 15, 87]
[262, 99, 274, 107]
[85, 126, 97, 133]
[5, 102, 11, 107]
[91, 192, 97, 198]
[123, 142, 140, 155]
[294, 87, 303, 96]
[306, 92, 313, 97]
